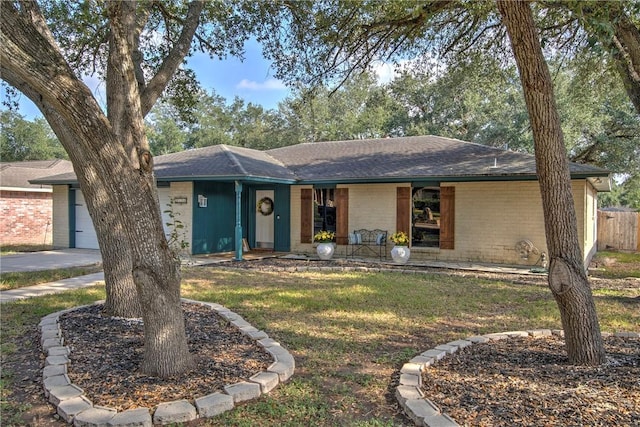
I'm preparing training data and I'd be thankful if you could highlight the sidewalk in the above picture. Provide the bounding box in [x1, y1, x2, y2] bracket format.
[0, 249, 102, 273]
[0, 272, 105, 304]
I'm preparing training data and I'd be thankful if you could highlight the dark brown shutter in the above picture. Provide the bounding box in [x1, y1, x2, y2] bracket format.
[396, 187, 411, 235]
[335, 188, 349, 245]
[300, 189, 313, 243]
[440, 186, 455, 249]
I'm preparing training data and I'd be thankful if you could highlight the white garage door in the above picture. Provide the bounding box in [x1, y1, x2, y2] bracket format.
[74, 188, 173, 249]
[74, 190, 100, 249]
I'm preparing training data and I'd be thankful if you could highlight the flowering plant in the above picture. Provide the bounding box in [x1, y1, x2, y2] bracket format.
[314, 230, 335, 243]
[389, 231, 410, 246]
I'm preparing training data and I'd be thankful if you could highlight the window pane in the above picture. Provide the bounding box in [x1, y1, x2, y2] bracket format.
[412, 187, 440, 247]
[314, 188, 336, 235]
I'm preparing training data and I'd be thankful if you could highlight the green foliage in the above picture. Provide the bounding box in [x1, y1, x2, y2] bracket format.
[0, 110, 67, 161]
[599, 174, 640, 210]
[0, 244, 53, 255]
[146, 101, 190, 155]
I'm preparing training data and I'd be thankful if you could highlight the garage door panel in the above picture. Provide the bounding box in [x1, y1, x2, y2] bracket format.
[75, 188, 172, 250]
[74, 190, 99, 249]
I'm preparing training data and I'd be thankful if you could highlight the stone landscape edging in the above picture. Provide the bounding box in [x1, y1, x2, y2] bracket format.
[395, 329, 640, 427]
[38, 298, 295, 426]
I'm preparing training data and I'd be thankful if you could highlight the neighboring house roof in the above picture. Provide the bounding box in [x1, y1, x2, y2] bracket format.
[0, 159, 74, 191]
[29, 136, 611, 189]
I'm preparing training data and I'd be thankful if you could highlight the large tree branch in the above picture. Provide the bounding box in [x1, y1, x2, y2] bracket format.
[140, 1, 205, 116]
[362, 1, 455, 31]
[612, 15, 640, 115]
[132, 3, 152, 92]
[1, 3, 111, 147]
[106, 0, 149, 166]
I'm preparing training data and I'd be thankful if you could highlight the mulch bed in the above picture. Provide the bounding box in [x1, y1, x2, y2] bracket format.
[58, 302, 272, 411]
[421, 335, 640, 426]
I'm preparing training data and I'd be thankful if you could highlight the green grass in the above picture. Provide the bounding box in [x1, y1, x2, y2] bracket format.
[1, 266, 637, 426]
[0, 244, 53, 255]
[178, 267, 639, 426]
[0, 265, 103, 291]
[591, 251, 640, 279]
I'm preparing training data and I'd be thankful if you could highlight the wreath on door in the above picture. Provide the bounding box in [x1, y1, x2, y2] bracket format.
[257, 197, 274, 216]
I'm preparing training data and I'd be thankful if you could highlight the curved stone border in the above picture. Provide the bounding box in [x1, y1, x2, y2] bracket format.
[38, 298, 295, 426]
[395, 329, 640, 427]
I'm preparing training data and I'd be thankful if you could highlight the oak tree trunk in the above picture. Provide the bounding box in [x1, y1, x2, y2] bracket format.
[29, 100, 142, 318]
[1, 1, 192, 376]
[497, 0, 606, 365]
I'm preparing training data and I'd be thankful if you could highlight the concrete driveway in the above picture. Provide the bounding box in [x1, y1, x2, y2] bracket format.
[0, 249, 103, 273]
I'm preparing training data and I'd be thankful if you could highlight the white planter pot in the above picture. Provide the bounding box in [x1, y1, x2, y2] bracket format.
[391, 246, 410, 264]
[316, 242, 335, 260]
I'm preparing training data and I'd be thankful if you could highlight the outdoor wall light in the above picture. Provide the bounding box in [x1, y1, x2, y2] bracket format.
[173, 196, 188, 204]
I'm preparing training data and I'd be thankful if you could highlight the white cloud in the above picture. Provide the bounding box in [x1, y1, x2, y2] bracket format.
[236, 78, 286, 91]
[371, 55, 442, 85]
[371, 62, 398, 84]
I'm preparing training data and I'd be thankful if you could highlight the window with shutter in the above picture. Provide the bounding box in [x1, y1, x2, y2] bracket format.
[410, 184, 454, 249]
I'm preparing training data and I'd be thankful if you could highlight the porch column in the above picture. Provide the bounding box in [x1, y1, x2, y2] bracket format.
[234, 180, 243, 261]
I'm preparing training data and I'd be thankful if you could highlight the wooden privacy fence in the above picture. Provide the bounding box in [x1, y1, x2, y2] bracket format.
[597, 210, 640, 252]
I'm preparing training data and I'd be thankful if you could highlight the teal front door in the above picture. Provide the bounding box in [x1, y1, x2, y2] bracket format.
[192, 182, 235, 254]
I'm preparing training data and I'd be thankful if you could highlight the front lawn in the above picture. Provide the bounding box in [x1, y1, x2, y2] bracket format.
[591, 250, 640, 279]
[1, 265, 637, 426]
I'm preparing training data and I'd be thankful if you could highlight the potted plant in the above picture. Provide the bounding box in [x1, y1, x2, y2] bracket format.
[314, 230, 336, 260]
[389, 231, 410, 264]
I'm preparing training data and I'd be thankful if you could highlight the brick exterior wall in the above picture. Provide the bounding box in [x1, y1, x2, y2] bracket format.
[346, 183, 399, 234]
[289, 180, 594, 267]
[0, 189, 53, 245]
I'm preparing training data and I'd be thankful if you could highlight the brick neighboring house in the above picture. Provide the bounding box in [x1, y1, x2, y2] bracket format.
[0, 159, 74, 246]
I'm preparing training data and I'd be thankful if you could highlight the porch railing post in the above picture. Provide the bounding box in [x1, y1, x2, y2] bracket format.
[234, 180, 243, 261]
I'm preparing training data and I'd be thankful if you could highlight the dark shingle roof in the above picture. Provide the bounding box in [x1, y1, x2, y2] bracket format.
[266, 135, 608, 182]
[0, 159, 74, 189]
[154, 144, 296, 182]
[28, 136, 610, 185]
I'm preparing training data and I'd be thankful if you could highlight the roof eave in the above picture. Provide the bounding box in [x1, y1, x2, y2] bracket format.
[157, 174, 298, 185]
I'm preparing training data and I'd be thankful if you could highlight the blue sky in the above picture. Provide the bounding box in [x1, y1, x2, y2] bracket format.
[2, 39, 292, 120]
[2, 37, 397, 120]
[186, 39, 291, 109]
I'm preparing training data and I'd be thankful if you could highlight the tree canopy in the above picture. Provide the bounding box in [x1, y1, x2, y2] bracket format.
[0, 110, 67, 161]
